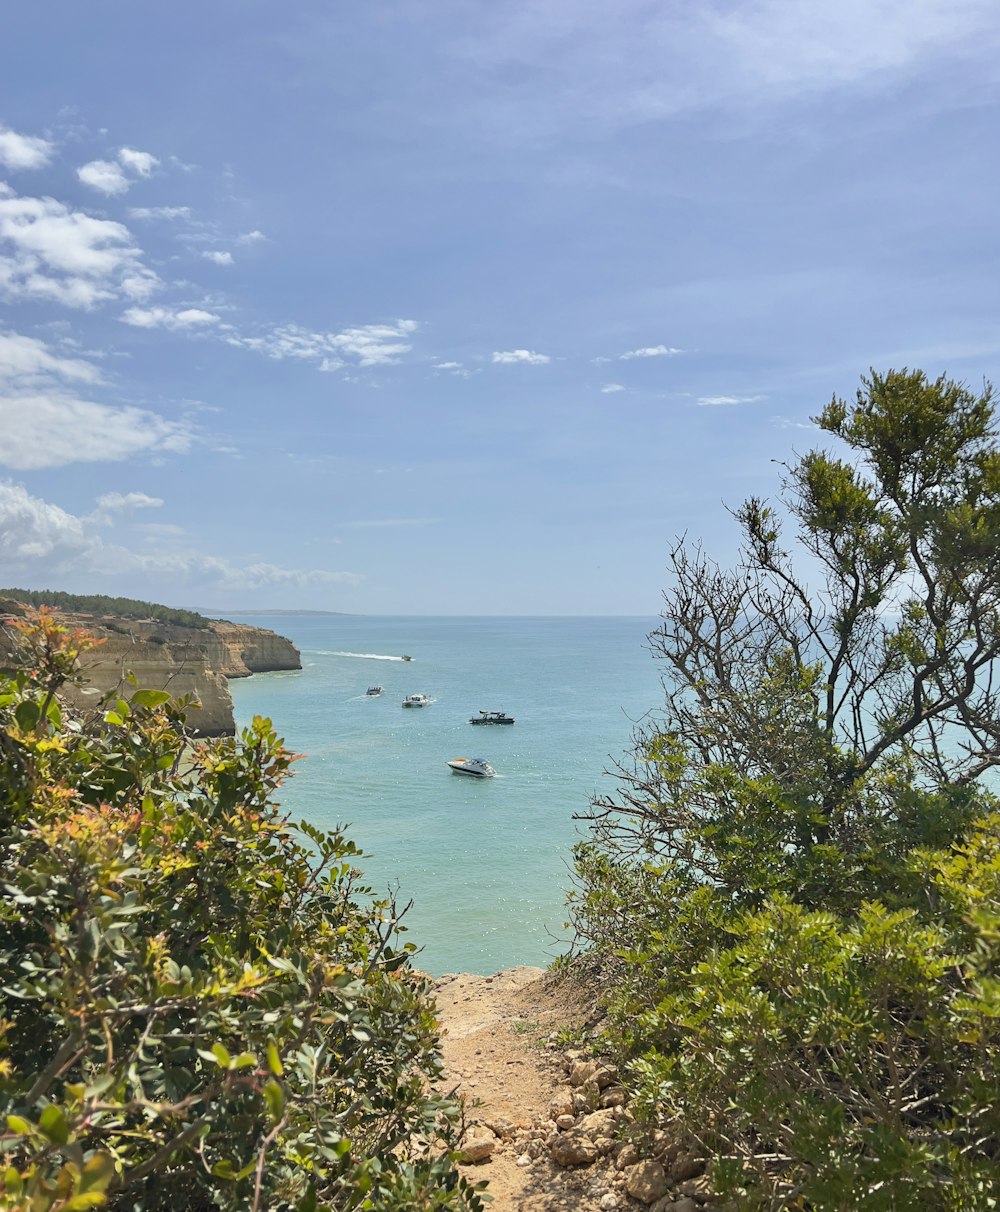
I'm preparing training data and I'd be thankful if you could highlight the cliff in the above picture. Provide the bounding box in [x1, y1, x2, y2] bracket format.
[0, 606, 301, 737]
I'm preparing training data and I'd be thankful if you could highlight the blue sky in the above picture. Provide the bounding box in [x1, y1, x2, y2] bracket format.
[1, 1, 998, 615]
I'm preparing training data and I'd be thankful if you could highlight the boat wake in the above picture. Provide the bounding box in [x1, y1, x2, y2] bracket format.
[312, 651, 408, 661]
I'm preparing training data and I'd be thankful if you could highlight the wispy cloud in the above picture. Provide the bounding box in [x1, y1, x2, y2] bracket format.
[227, 319, 418, 368]
[78, 146, 160, 196]
[697, 394, 764, 406]
[601, 383, 625, 393]
[620, 345, 684, 359]
[0, 330, 191, 470]
[121, 306, 222, 331]
[0, 124, 54, 171]
[202, 250, 234, 266]
[118, 147, 158, 177]
[492, 349, 550, 365]
[129, 206, 192, 221]
[0, 480, 360, 591]
[91, 491, 164, 524]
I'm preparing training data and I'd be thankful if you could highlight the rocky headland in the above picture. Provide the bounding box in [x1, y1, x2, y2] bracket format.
[0, 604, 301, 736]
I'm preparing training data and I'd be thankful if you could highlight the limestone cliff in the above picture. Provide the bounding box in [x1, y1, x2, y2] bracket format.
[0, 607, 301, 737]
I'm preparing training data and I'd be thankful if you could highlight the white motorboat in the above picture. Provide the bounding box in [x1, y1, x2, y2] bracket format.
[402, 693, 432, 708]
[447, 757, 496, 778]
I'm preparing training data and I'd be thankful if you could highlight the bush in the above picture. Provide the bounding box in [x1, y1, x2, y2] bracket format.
[0, 609, 482, 1211]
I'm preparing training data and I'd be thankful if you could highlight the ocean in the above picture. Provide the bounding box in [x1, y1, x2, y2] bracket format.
[228, 615, 664, 976]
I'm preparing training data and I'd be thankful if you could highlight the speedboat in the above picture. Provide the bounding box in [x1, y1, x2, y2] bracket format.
[401, 654, 413, 661]
[365, 686, 383, 696]
[447, 757, 496, 778]
[402, 693, 432, 708]
[469, 710, 515, 725]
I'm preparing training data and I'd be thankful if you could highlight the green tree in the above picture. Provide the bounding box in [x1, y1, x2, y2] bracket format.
[572, 370, 1000, 1208]
[0, 609, 483, 1212]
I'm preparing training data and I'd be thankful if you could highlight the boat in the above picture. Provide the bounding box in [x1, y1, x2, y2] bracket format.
[402, 694, 432, 708]
[469, 709, 515, 725]
[447, 757, 496, 778]
[365, 686, 383, 696]
[401, 654, 413, 661]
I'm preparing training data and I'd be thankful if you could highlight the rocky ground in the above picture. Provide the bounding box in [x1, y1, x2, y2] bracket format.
[435, 968, 718, 1212]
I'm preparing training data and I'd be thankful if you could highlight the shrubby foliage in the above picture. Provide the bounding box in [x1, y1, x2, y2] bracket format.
[572, 371, 1000, 1208]
[0, 591, 210, 629]
[0, 610, 481, 1211]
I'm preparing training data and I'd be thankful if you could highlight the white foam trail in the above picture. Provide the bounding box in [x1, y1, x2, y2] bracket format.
[310, 650, 408, 661]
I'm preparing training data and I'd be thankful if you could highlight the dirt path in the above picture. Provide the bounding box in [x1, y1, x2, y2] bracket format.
[435, 967, 621, 1211]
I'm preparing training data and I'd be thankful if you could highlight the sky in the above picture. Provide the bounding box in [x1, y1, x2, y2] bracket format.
[1, 1, 998, 615]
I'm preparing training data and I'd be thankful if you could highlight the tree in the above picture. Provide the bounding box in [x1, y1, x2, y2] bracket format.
[0, 609, 483, 1212]
[571, 370, 1000, 1209]
[583, 368, 1000, 909]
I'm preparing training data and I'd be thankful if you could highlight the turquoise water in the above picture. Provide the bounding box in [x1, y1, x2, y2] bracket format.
[228, 616, 663, 976]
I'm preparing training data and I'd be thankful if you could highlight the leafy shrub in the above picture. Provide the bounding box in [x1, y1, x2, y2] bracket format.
[0, 609, 482, 1211]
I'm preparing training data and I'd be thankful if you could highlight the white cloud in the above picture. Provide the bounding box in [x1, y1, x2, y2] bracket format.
[129, 206, 192, 221]
[0, 481, 89, 562]
[78, 159, 131, 196]
[619, 345, 684, 359]
[0, 331, 103, 387]
[697, 394, 764, 406]
[0, 394, 192, 469]
[0, 125, 54, 171]
[435, 361, 463, 370]
[601, 383, 625, 393]
[0, 187, 159, 308]
[492, 349, 550, 365]
[202, 250, 234, 266]
[94, 491, 164, 513]
[228, 319, 418, 367]
[237, 229, 266, 244]
[118, 147, 158, 177]
[121, 306, 221, 330]
[78, 147, 160, 196]
[0, 480, 360, 591]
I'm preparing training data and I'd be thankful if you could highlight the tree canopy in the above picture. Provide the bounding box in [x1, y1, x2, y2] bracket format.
[572, 370, 1000, 1208]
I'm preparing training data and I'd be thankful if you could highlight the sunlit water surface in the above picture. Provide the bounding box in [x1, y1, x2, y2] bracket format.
[228, 615, 663, 975]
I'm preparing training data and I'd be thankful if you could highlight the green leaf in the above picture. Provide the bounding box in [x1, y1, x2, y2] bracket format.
[78, 1152, 115, 1194]
[39, 1103, 69, 1145]
[6, 1114, 33, 1135]
[263, 1078, 285, 1124]
[130, 689, 172, 710]
[266, 1040, 284, 1076]
[211, 1042, 232, 1069]
[14, 699, 40, 732]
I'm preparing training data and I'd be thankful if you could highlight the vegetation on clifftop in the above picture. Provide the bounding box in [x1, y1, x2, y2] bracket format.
[0, 610, 482, 1211]
[571, 370, 1000, 1208]
[0, 591, 211, 630]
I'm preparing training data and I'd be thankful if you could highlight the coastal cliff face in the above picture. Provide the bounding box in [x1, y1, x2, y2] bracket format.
[0, 609, 301, 737]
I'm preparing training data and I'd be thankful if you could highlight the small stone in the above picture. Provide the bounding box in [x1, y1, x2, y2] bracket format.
[599, 1085, 628, 1108]
[599, 1195, 620, 1210]
[669, 1153, 704, 1184]
[569, 1059, 600, 1087]
[625, 1159, 670, 1204]
[549, 1095, 575, 1119]
[556, 1113, 576, 1130]
[595, 1064, 620, 1089]
[672, 1198, 700, 1212]
[615, 1142, 641, 1170]
[458, 1134, 496, 1165]
[516, 1154, 532, 1168]
[548, 1130, 600, 1168]
[579, 1107, 618, 1138]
